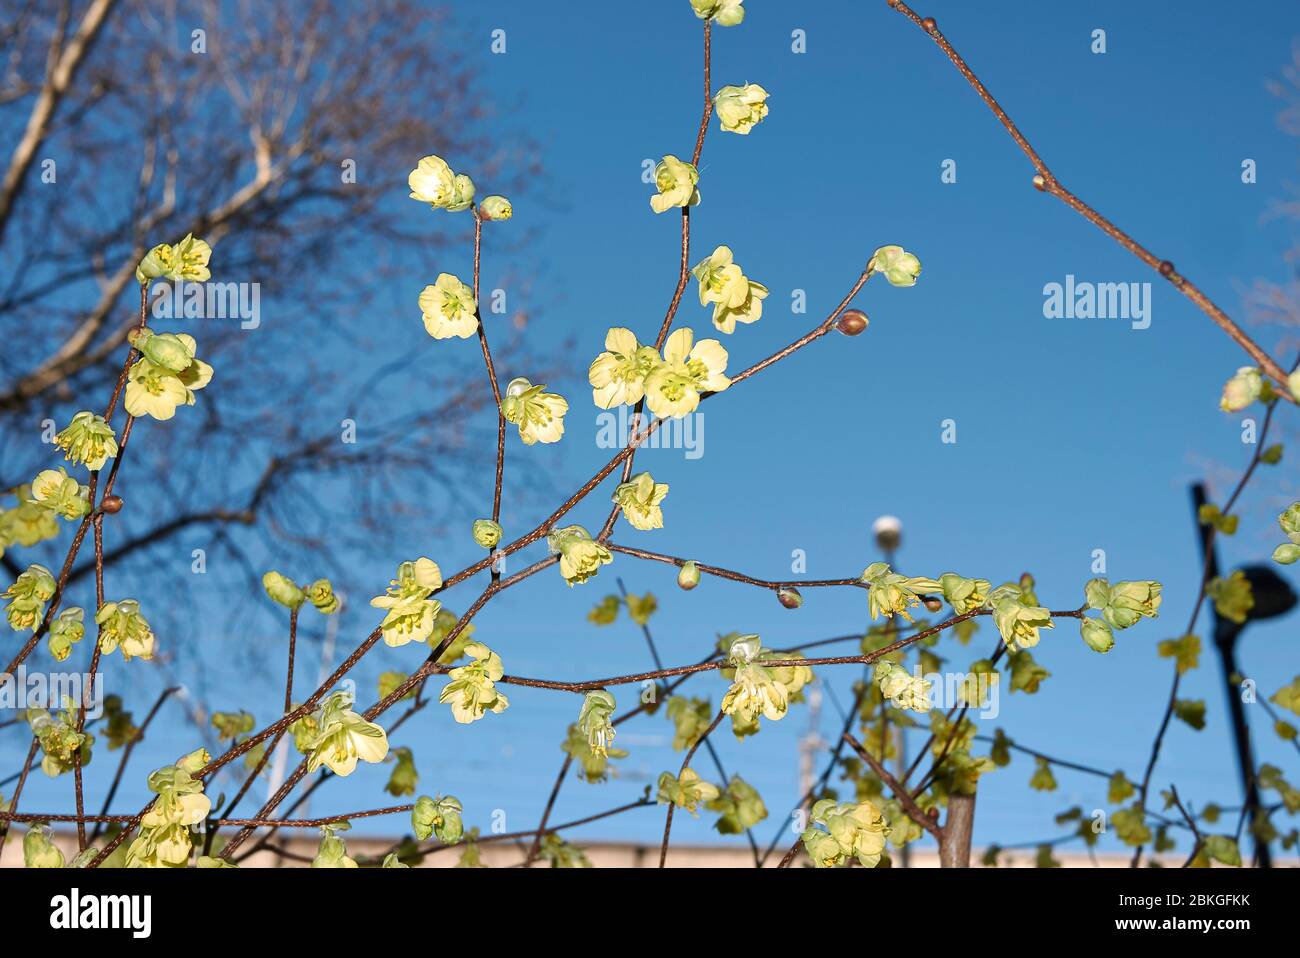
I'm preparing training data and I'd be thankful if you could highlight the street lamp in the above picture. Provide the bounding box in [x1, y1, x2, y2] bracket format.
[1190, 483, 1297, 868]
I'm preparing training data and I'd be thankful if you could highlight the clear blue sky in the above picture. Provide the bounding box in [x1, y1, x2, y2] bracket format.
[10, 0, 1300, 860]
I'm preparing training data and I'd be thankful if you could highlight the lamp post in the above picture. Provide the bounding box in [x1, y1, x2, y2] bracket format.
[1190, 483, 1296, 868]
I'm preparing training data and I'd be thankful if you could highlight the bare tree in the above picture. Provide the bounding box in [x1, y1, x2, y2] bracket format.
[0, 0, 550, 671]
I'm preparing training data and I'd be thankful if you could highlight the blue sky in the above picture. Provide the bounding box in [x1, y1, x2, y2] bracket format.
[9, 0, 1300, 861]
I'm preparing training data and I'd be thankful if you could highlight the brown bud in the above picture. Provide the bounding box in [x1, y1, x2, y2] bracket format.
[1158, 260, 1175, 278]
[923, 596, 944, 613]
[927, 807, 940, 820]
[835, 309, 869, 336]
[1031, 174, 1048, 192]
[777, 586, 803, 610]
[921, 17, 937, 32]
[100, 494, 123, 514]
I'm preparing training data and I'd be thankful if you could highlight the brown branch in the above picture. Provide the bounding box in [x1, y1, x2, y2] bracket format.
[886, 0, 1293, 392]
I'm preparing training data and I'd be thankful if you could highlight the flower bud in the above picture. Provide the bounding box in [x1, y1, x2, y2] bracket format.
[1220, 367, 1264, 412]
[262, 570, 304, 610]
[714, 83, 769, 135]
[835, 309, 869, 336]
[446, 173, 475, 212]
[777, 586, 803, 609]
[473, 519, 503, 549]
[677, 560, 701, 590]
[479, 195, 512, 221]
[923, 596, 944, 613]
[306, 579, 339, 614]
[100, 494, 123, 514]
[138, 332, 193, 373]
[1080, 617, 1115, 654]
[1273, 543, 1300, 565]
[871, 245, 922, 287]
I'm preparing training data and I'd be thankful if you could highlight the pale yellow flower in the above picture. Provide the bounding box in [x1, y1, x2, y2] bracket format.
[692, 245, 768, 334]
[612, 472, 669, 531]
[643, 328, 730, 418]
[548, 524, 613, 586]
[588, 327, 661, 408]
[419, 273, 479, 339]
[714, 83, 769, 134]
[649, 155, 700, 214]
[439, 641, 510, 723]
[502, 377, 568, 444]
[305, 691, 390, 776]
[408, 154, 456, 207]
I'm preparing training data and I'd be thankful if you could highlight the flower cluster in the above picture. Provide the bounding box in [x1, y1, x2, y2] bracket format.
[714, 84, 768, 135]
[408, 154, 476, 212]
[690, 0, 745, 27]
[502, 377, 569, 445]
[692, 245, 768, 333]
[310, 824, 357, 868]
[53, 411, 118, 471]
[707, 774, 767, 834]
[123, 329, 213, 421]
[135, 234, 212, 285]
[439, 641, 510, 723]
[304, 691, 390, 776]
[577, 689, 618, 756]
[262, 570, 339, 614]
[860, 562, 941, 622]
[719, 634, 812, 737]
[47, 607, 86, 662]
[612, 472, 669, 531]
[0, 485, 59, 557]
[370, 557, 443, 647]
[412, 794, 464, 844]
[666, 695, 714, 751]
[95, 599, 156, 661]
[589, 326, 730, 419]
[548, 524, 613, 586]
[4, 563, 56, 631]
[1272, 503, 1300, 565]
[561, 721, 629, 782]
[29, 468, 91, 520]
[800, 799, 890, 868]
[875, 660, 933, 712]
[28, 705, 93, 777]
[989, 580, 1053, 652]
[656, 767, 720, 815]
[125, 748, 211, 867]
[1079, 578, 1162, 653]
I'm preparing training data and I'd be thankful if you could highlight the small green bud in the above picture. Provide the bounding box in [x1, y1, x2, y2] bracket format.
[871, 245, 922, 287]
[262, 571, 304, 610]
[677, 560, 701, 590]
[472, 519, 503, 550]
[1080, 617, 1114, 653]
[305, 578, 339, 614]
[1273, 543, 1300, 565]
